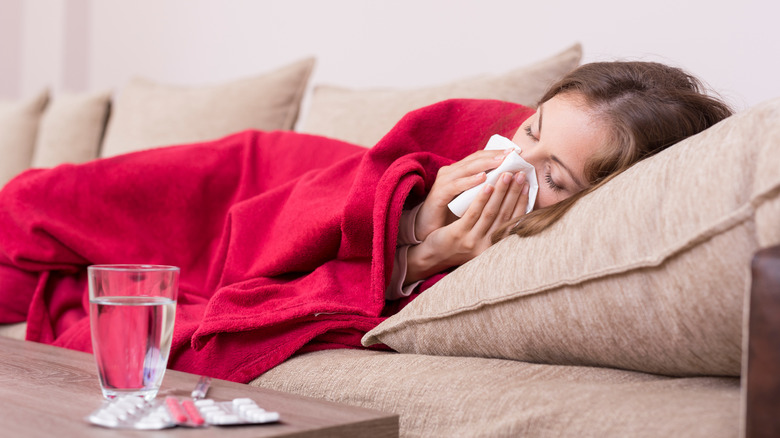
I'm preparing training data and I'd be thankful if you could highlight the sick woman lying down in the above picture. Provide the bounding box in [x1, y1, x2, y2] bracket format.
[0, 61, 732, 382]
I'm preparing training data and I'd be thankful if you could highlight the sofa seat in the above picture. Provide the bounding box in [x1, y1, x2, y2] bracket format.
[0, 322, 25, 340]
[0, 322, 739, 436]
[251, 349, 739, 437]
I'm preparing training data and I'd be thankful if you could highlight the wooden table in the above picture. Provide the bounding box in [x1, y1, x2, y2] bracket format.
[0, 336, 398, 437]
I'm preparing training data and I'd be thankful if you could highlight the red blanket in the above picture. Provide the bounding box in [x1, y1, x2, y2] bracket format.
[0, 99, 532, 382]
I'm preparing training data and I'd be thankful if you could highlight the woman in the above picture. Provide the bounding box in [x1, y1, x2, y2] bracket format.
[0, 60, 732, 381]
[389, 61, 732, 297]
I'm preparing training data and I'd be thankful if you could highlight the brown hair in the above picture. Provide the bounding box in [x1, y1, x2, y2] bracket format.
[493, 61, 733, 242]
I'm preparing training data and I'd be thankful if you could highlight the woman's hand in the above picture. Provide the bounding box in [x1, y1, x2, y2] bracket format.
[405, 171, 529, 285]
[414, 149, 513, 242]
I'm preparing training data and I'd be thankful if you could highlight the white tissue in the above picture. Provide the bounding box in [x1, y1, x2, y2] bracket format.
[447, 134, 538, 217]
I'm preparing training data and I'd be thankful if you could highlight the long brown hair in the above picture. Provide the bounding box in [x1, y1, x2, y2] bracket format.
[493, 61, 733, 242]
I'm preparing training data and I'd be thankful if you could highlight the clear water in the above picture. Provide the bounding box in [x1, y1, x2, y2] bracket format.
[89, 296, 176, 401]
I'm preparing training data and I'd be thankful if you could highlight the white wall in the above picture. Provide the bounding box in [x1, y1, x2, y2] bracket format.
[6, 0, 780, 111]
[0, 0, 24, 98]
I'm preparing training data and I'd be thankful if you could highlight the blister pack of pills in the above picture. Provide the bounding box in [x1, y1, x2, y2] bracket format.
[86, 395, 281, 429]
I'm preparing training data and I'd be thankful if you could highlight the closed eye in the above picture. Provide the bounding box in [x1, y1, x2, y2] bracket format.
[544, 173, 564, 192]
[524, 124, 538, 141]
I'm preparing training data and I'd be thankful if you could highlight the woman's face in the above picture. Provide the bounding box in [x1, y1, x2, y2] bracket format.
[511, 92, 610, 209]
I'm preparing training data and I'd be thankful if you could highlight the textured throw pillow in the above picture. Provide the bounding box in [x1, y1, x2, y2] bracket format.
[31, 90, 111, 168]
[101, 57, 315, 157]
[0, 90, 49, 186]
[301, 44, 582, 147]
[363, 97, 780, 377]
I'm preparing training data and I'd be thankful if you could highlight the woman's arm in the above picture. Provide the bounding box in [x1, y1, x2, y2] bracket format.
[384, 206, 424, 300]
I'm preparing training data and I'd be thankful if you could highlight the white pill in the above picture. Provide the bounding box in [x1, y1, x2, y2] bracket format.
[255, 412, 280, 423]
[89, 412, 119, 428]
[232, 398, 253, 406]
[239, 404, 262, 413]
[135, 419, 167, 430]
[219, 414, 242, 424]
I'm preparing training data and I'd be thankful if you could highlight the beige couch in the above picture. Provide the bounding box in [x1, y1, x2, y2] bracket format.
[2, 43, 780, 437]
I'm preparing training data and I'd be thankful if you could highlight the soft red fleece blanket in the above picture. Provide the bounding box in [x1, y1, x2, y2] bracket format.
[0, 99, 532, 382]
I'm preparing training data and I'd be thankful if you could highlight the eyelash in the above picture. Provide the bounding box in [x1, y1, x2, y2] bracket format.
[523, 125, 537, 141]
[524, 125, 562, 192]
[545, 173, 563, 192]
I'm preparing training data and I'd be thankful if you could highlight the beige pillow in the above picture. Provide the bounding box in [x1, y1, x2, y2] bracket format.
[101, 57, 315, 157]
[363, 97, 780, 377]
[0, 90, 49, 186]
[301, 44, 582, 146]
[31, 91, 111, 168]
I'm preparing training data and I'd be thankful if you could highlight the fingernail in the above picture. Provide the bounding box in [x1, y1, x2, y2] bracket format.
[483, 184, 493, 193]
[502, 172, 512, 184]
[515, 173, 526, 185]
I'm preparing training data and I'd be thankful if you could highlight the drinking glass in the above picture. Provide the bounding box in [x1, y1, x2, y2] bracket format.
[88, 264, 179, 401]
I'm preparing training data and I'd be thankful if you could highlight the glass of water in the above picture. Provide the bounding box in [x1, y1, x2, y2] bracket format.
[88, 264, 179, 401]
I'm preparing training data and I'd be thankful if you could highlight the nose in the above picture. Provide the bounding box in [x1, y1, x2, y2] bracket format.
[520, 147, 542, 169]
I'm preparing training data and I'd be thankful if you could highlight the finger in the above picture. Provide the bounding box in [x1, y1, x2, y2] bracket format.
[458, 180, 495, 229]
[427, 171, 488, 209]
[450, 171, 489, 197]
[510, 174, 530, 218]
[433, 150, 512, 202]
[440, 149, 511, 181]
[494, 172, 526, 224]
[471, 172, 515, 236]
[512, 182, 531, 217]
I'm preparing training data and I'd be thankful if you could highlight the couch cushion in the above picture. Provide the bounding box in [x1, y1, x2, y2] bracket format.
[0, 322, 26, 340]
[101, 58, 315, 157]
[301, 44, 581, 147]
[252, 349, 739, 437]
[363, 97, 780, 377]
[0, 90, 48, 186]
[31, 90, 111, 167]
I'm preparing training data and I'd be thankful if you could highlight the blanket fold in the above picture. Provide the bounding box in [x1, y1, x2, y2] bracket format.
[0, 99, 532, 382]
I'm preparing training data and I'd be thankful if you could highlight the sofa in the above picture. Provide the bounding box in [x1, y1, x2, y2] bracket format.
[1, 43, 779, 437]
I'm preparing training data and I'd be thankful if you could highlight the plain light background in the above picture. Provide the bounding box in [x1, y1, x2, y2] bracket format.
[2, 0, 778, 113]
